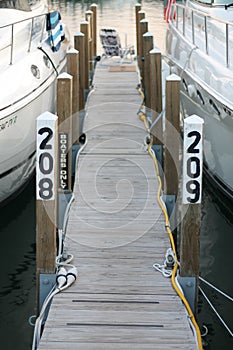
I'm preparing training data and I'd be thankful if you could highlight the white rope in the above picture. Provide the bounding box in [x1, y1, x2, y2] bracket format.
[31, 257, 77, 350]
[153, 262, 172, 278]
[149, 109, 165, 133]
[199, 286, 233, 337]
[199, 276, 233, 302]
[180, 46, 197, 78]
[153, 248, 176, 278]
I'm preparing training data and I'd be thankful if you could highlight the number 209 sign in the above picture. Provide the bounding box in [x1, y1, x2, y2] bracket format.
[36, 112, 57, 201]
[182, 115, 204, 204]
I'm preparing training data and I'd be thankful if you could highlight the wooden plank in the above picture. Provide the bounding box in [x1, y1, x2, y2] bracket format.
[38, 57, 197, 350]
[108, 65, 138, 72]
[39, 342, 196, 350]
[39, 326, 196, 345]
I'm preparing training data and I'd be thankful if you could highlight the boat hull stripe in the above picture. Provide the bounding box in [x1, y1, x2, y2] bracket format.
[0, 151, 35, 180]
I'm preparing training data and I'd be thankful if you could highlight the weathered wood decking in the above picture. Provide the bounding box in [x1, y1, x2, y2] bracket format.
[38, 58, 197, 349]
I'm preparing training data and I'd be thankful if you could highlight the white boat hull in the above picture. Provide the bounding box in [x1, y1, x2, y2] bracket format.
[166, 10, 233, 200]
[0, 3, 70, 205]
[0, 72, 59, 204]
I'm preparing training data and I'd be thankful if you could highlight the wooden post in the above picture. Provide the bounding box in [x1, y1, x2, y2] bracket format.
[36, 111, 58, 314]
[67, 48, 79, 145]
[74, 32, 85, 111]
[142, 32, 153, 109]
[90, 3, 98, 58]
[164, 74, 181, 196]
[135, 3, 142, 57]
[140, 18, 148, 84]
[150, 47, 163, 145]
[180, 114, 204, 315]
[85, 10, 93, 71]
[57, 73, 73, 193]
[163, 74, 181, 249]
[137, 10, 145, 70]
[80, 21, 90, 91]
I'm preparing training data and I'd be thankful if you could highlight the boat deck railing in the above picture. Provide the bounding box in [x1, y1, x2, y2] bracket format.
[0, 12, 47, 65]
[172, 3, 233, 68]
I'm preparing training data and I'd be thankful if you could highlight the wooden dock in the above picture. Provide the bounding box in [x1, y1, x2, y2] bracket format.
[37, 57, 197, 349]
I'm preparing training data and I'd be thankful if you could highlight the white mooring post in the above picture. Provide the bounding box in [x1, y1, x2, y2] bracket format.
[182, 115, 204, 204]
[179, 114, 204, 316]
[36, 112, 58, 314]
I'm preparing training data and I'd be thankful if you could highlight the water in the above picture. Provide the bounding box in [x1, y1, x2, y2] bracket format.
[0, 177, 36, 349]
[0, 0, 232, 349]
[199, 181, 233, 349]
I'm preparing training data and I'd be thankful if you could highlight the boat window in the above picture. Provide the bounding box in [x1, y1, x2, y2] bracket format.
[193, 0, 233, 5]
[0, 0, 32, 11]
[197, 90, 205, 105]
[194, 0, 212, 4]
[213, 0, 233, 4]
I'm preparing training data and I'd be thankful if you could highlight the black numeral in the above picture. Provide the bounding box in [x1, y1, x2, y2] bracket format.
[186, 180, 200, 203]
[39, 127, 53, 149]
[187, 131, 201, 153]
[38, 126, 54, 200]
[38, 178, 53, 200]
[39, 153, 53, 175]
[187, 156, 200, 179]
[185, 128, 202, 203]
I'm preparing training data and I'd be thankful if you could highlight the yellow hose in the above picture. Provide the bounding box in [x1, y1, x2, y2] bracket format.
[140, 111, 203, 350]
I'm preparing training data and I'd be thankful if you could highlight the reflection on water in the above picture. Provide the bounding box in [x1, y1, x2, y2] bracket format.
[0, 1, 232, 349]
[49, 0, 167, 53]
[199, 180, 233, 350]
[0, 178, 36, 350]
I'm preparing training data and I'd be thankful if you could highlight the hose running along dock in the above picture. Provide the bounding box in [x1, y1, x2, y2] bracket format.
[36, 54, 199, 349]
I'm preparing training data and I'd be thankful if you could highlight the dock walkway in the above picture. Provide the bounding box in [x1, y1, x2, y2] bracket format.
[38, 57, 197, 349]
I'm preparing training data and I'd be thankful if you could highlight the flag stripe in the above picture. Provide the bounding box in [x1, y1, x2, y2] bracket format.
[165, 0, 176, 23]
[46, 11, 65, 52]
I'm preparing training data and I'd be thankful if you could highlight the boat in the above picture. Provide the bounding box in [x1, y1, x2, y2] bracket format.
[165, 0, 233, 200]
[0, 0, 71, 205]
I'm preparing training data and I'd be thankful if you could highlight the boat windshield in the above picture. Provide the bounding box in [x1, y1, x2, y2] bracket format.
[193, 0, 233, 5]
[0, 0, 35, 11]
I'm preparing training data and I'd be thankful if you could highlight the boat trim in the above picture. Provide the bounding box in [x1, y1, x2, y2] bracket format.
[167, 55, 233, 197]
[0, 55, 65, 115]
[169, 60, 233, 115]
[0, 150, 35, 179]
[0, 11, 47, 65]
[204, 163, 233, 201]
[172, 3, 233, 67]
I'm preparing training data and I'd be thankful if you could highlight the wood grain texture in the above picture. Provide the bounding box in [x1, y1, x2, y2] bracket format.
[38, 57, 197, 350]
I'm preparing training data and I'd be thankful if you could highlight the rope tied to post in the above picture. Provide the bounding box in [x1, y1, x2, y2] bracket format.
[138, 99, 203, 350]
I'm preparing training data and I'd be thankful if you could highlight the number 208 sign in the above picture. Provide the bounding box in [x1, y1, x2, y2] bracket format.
[36, 112, 57, 201]
[182, 115, 204, 204]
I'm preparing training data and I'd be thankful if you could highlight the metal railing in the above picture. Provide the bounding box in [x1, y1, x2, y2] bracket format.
[172, 3, 233, 68]
[0, 12, 47, 65]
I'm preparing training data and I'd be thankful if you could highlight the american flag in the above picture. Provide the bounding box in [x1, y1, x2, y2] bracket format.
[165, 0, 176, 23]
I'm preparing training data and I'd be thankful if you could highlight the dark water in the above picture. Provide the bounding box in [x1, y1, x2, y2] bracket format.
[0, 177, 36, 349]
[0, 0, 232, 349]
[199, 180, 233, 350]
